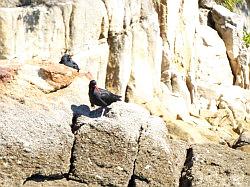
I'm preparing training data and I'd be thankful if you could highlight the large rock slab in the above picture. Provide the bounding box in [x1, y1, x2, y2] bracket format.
[0, 96, 74, 186]
[180, 144, 250, 187]
[69, 102, 187, 186]
[133, 120, 187, 186]
[195, 25, 233, 85]
[69, 102, 149, 186]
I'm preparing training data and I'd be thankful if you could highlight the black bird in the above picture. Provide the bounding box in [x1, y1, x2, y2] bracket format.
[59, 54, 80, 72]
[88, 80, 122, 116]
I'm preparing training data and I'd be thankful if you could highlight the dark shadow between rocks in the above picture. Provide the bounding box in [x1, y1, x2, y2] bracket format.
[23, 173, 65, 184]
[70, 104, 111, 132]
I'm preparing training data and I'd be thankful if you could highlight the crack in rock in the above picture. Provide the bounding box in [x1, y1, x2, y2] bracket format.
[128, 125, 149, 187]
[67, 137, 77, 179]
[179, 147, 194, 187]
[23, 110, 80, 185]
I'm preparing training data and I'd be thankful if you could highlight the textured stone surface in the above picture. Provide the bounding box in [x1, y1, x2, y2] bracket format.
[195, 25, 233, 85]
[69, 102, 148, 186]
[0, 1, 249, 185]
[235, 0, 250, 32]
[70, 102, 188, 186]
[212, 5, 249, 89]
[24, 178, 87, 187]
[180, 144, 250, 187]
[0, 0, 72, 7]
[133, 121, 187, 186]
[0, 96, 74, 186]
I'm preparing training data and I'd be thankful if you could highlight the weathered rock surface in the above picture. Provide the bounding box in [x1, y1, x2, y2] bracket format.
[0, 0, 249, 186]
[69, 102, 146, 186]
[24, 178, 87, 187]
[0, 65, 18, 83]
[212, 5, 249, 89]
[69, 102, 187, 186]
[195, 25, 233, 85]
[23, 177, 88, 187]
[0, 96, 74, 186]
[133, 123, 187, 186]
[180, 144, 250, 187]
[0, 60, 89, 186]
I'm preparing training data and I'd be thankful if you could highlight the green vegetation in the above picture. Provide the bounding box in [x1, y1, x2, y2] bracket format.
[215, 0, 243, 11]
[243, 31, 250, 48]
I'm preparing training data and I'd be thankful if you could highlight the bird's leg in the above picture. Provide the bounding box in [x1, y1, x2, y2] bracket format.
[101, 107, 105, 117]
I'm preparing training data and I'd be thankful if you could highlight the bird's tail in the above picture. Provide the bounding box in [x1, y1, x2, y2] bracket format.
[115, 95, 122, 101]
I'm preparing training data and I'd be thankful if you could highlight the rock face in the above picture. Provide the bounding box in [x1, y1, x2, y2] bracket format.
[69, 102, 146, 186]
[69, 102, 187, 186]
[0, 83, 250, 186]
[195, 25, 233, 85]
[0, 96, 74, 186]
[212, 5, 249, 89]
[180, 144, 250, 187]
[0, 60, 89, 185]
[0, 65, 18, 83]
[133, 120, 187, 186]
[0, 0, 250, 186]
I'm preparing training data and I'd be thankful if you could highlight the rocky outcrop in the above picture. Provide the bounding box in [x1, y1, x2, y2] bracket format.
[0, 60, 88, 185]
[195, 24, 233, 85]
[0, 65, 18, 83]
[0, 0, 109, 87]
[180, 144, 250, 187]
[69, 102, 187, 186]
[1, 80, 250, 186]
[212, 5, 249, 89]
[0, 0, 249, 140]
[69, 102, 146, 186]
[0, 95, 74, 186]
[0, 0, 249, 185]
[199, 0, 216, 9]
[70, 102, 250, 186]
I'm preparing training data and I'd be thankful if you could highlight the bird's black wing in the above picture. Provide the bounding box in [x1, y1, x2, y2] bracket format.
[93, 89, 108, 106]
[71, 61, 80, 72]
[99, 88, 121, 105]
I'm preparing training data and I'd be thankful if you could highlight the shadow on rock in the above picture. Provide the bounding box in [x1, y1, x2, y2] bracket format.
[70, 104, 110, 132]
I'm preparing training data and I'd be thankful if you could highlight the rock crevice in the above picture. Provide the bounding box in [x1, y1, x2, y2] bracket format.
[128, 125, 146, 187]
[179, 147, 194, 187]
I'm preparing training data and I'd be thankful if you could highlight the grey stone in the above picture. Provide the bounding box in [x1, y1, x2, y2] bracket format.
[0, 0, 72, 7]
[70, 101, 188, 186]
[180, 144, 250, 187]
[133, 121, 187, 186]
[69, 102, 148, 186]
[0, 97, 74, 186]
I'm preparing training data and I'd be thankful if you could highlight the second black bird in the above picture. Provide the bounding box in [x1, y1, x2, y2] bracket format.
[59, 54, 80, 72]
